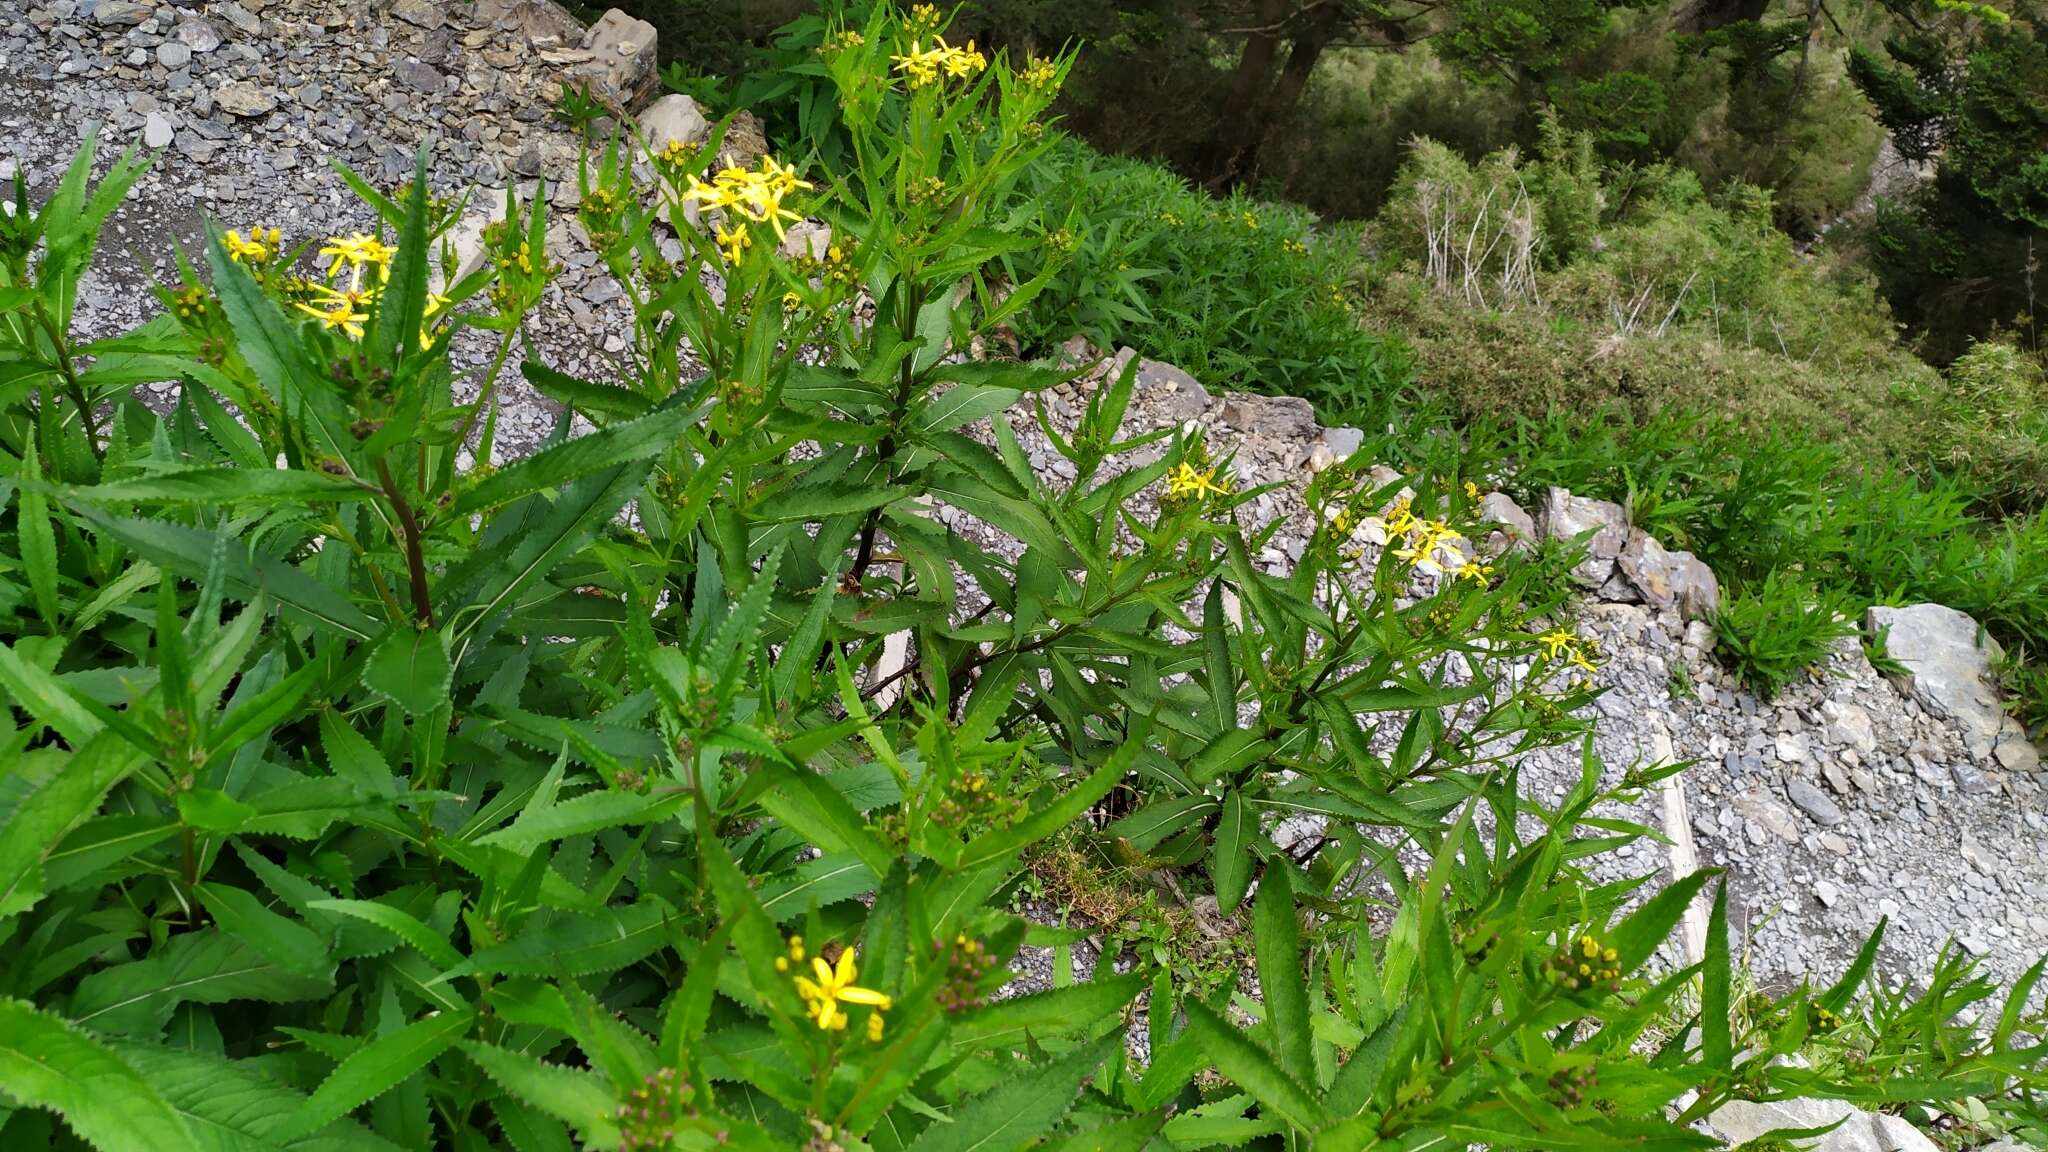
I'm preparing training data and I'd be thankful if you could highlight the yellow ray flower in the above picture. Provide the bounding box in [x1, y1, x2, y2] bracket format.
[792, 946, 892, 1032]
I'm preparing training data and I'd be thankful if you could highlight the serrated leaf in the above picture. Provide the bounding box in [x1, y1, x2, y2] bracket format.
[755, 853, 877, 923]
[361, 628, 451, 716]
[460, 1041, 620, 1148]
[452, 398, 701, 515]
[308, 899, 464, 971]
[0, 732, 146, 919]
[69, 930, 332, 1037]
[194, 884, 336, 982]
[947, 973, 1145, 1048]
[1211, 790, 1253, 914]
[521, 359, 654, 421]
[474, 789, 686, 852]
[1104, 793, 1215, 853]
[900, 1031, 1118, 1152]
[435, 899, 672, 983]
[66, 469, 372, 505]
[751, 480, 912, 523]
[1182, 1001, 1327, 1132]
[64, 506, 377, 640]
[1254, 866, 1313, 1085]
[274, 1009, 473, 1141]
[18, 438, 59, 631]
[0, 998, 203, 1152]
[911, 382, 1022, 436]
[113, 1040, 407, 1152]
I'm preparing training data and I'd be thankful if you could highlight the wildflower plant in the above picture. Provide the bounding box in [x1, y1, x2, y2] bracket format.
[0, 12, 2045, 1152]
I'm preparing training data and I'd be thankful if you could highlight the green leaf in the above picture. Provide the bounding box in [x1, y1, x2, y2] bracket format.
[900, 1030, 1118, 1152]
[452, 399, 702, 515]
[64, 506, 377, 640]
[1819, 915, 1886, 1017]
[69, 930, 333, 1036]
[194, 884, 336, 982]
[947, 973, 1145, 1048]
[459, 1041, 620, 1148]
[0, 998, 203, 1152]
[1182, 1001, 1327, 1133]
[18, 435, 60, 631]
[1186, 729, 1271, 785]
[65, 469, 372, 505]
[1103, 793, 1216, 853]
[474, 789, 686, 852]
[756, 853, 878, 923]
[1702, 878, 1732, 1068]
[1202, 580, 1236, 734]
[0, 640, 105, 748]
[957, 727, 1147, 869]
[307, 899, 464, 971]
[1211, 790, 1254, 915]
[1253, 865, 1313, 1085]
[203, 227, 354, 470]
[275, 1009, 474, 1141]
[113, 1041, 406, 1152]
[521, 360, 654, 421]
[752, 480, 912, 523]
[1609, 868, 1717, 973]
[435, 899, 672, 982]
[361, 628, 451, 716]
[0, 732, 145, 919]
[911, 382, 1022, 436]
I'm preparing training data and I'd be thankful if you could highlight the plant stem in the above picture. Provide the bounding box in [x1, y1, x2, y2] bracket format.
[33, 302, 101, 460]
[376, 457, 435, 626]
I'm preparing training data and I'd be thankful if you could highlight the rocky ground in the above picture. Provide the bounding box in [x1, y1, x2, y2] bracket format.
[9, 0, 2047, 1017]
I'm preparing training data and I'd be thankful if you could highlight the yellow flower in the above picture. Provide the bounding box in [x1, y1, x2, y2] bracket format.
[1456, 559, 1493, 585]
[1539, 628, 1577, 661]
[934, 35, 986, 78]
[890, 40, 943, 87]
[294, 293, 371, 339]
[1168, 462, 1231, 501]
[318, 233, 396, 280]
[1464, 480, 1481, 501]
[714, 222, 752, 265]
[1241, 211, 1259, 230]
[224, 227, 280, 264]
[792, 946, 891, 1032]
[866, 1012, 885, 1042]
[909, 2, 941, 27]
[1021, 56, 1059, 90]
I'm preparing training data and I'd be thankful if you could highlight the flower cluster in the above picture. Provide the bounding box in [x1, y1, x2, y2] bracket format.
[615, 1067, 694, 1152]
[1537, 627, 1600, 673]
[932, 933, 998, 1012]
[1548, 1065, 1599, 1109]
[1019, 56, 1059, 91]
[1168, 461, 1233, 503]
[1548, 932, 1621, 993]
[1365, 497, 1469, 577]
[224, 226, 282, 265]
[779, 937, 891, 1040]
[682, 156, 814, 264]
[292, 232, 395, 339]
[889, 36, 986, 89]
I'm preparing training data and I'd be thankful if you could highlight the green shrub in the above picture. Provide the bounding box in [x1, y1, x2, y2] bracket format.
[1715, 571, 1858, 697]
[1004, 142, 1412, 418]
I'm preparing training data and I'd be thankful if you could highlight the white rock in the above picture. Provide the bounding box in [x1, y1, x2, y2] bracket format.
[142, 110, 173, 149]
[638, 93, 709, 151]
[1709, 1098, 1883, 1152]
[1866, 604, 2005, 741]
[1539, 487, 1628, 589]
[1869, 1113, 1938, 1152]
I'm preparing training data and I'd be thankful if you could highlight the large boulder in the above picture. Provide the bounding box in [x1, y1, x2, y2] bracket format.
[1477, 491, 1536, 555]
[579, 8, 659, 107]
[1220, 393, 1316, 441]
[1538, 487, 1629, 589]
[1705, 1097, 1935, 1152]
[1612, 528, 1720, 621]
[639, 93, 709, 152]
[1865, 604, 2005, 741]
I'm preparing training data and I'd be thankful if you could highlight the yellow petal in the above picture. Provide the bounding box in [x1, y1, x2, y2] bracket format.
[836, 985, 889, 1007]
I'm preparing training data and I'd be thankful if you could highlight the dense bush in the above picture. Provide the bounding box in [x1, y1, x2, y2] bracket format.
[6, 7, 2047, 1150]
[1003, 142, 1413, 414]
